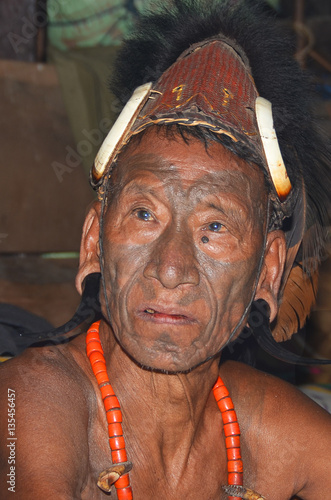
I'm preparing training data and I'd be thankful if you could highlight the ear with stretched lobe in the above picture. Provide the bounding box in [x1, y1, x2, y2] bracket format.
[254, 230, 286, 322]
[76, 201, 102, 295]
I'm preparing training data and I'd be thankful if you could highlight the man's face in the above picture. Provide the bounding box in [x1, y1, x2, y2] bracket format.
[101, 128, 268, 372]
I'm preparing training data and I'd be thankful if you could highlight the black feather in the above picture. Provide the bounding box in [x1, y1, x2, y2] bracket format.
[250, 300, 331, 365]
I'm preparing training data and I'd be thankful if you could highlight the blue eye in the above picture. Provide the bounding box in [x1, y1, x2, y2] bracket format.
[137, 209, 153, 221]
[208, 222, 223, 232]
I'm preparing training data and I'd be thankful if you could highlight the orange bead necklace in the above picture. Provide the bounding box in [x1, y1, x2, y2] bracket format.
[86, 321, 244, 500]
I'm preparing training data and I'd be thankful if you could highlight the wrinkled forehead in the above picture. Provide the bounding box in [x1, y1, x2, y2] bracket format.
[108, 127, 268, 215]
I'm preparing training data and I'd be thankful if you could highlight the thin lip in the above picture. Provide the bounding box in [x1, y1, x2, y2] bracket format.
[136, 303, 198, 324]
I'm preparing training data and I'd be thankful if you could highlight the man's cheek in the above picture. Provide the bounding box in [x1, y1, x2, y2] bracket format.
[213, 263, 253, 309]
[104, 243, 140, 283]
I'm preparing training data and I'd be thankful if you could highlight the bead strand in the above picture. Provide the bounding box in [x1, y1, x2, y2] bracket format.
[213, 376, 243, 500]
[86, 321, 133, 500]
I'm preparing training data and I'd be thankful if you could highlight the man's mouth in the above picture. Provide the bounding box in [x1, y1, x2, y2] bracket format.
[139, 307, 196, 324]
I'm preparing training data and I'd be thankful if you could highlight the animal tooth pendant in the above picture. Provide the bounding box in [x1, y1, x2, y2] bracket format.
[97, 462, 133, 492]
[222, 484, 266, 499]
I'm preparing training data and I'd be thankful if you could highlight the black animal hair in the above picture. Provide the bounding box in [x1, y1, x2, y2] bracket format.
[110, 0, 331, 269]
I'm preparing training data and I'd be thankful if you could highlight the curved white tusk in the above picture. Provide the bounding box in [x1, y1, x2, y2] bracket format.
[92, 82, 153, 182]
[255, 97, 292, 202]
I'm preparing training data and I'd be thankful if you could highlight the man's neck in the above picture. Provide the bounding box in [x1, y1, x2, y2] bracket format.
[98, 321, 222, 474]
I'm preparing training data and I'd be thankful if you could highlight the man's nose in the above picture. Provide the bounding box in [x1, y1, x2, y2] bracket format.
[143, 229, 200, 289]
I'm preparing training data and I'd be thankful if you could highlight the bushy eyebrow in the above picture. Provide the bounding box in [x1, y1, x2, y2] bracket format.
[208, 202, 226, 215]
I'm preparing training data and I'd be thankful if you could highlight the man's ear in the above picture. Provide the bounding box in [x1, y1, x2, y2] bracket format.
[254, 230, 286, 322]
[75, 201, 102, 295]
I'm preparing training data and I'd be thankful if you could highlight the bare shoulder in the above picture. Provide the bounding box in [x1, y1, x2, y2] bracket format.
[0, 337, 94, 412]
[0, 337, 97, 499]
[221, 361, 331, 498]
[221, 359, 331, 425]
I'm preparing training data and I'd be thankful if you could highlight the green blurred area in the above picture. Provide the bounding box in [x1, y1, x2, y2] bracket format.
[47, 0, 154, 51]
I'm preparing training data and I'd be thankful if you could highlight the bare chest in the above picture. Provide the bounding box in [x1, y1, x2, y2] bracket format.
[83, 417, 230, 500]
[82, 420, 297, 500]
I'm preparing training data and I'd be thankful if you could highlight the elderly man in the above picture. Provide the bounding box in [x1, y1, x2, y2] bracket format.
[1, 1, 331, 499]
